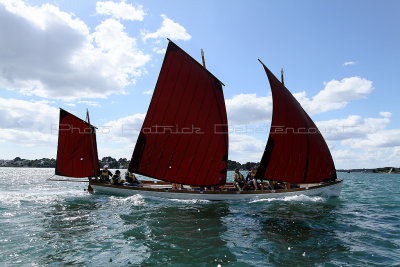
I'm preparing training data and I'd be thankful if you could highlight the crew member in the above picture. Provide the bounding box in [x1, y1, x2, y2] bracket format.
[125, 171, 140, 186]
[246, 167, 264, 190]
[111, 170, 123, 185]
[233, 168, 247, 191]
[99, 165, 113, 183]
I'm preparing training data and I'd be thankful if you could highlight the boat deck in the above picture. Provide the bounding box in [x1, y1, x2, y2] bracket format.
[91, 180, 323, 193]
[90, 180, 343, 200]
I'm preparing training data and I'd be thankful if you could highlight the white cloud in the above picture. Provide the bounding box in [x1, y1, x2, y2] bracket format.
[343, 61, 355, 66]
[225, 77, 373, 126]
[142, 14, 191, 42]
[0, 97, 145, 158]
[96, 1, 145, 21]
[228, 133, 265, 163]
[0, 129, 57, 147]
[143, 89, 153, 95]
[0, 98, 58, 132]
[152, 47, 166, 54]
[333, 147, 400, 169]
[343, 129, 400, 149]
[225, 94, 272, 125]
[317, 112, 400, 167]
[0, 98, 58, 146]
[380, 111, 392, 118]
[0, 0, 88, 32]
[78, 100, 99, 107]
[295, 77, 374, 114]
[0, 0, 150, 99]
[98, 144, 135, 161]
[102, 113, 145, 143]
[317, 114, 390, 141]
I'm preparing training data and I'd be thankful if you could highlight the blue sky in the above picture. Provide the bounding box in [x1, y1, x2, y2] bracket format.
[0, 0, 399, 169]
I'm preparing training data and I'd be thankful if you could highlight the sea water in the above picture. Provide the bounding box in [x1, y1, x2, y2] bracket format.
[0, 167, 399, 266]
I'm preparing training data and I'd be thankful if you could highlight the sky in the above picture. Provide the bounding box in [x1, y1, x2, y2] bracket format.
[0, 0, 399, 169]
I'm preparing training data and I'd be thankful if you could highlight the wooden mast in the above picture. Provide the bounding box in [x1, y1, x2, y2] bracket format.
[173, 49, 207, 190]
[281, 68, 290, 189]
[201, 48, 224, 191]
[201, 48, 206, 68]
[86, 108, 95, 192]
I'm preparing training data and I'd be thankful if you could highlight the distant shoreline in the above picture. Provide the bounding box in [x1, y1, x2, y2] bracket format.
[1, 157, 399, 173]
[337, 167, 400, 174]
[0, 157, 257, 171]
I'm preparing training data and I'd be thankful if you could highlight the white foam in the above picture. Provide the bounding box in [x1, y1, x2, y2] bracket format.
[109, 194, 145, 206]
[0, 189, 86, 207]
[249, 194, 324, 203]
[168, 198, 211, 204]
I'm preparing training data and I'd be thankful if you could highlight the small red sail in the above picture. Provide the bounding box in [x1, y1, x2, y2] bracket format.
[256, 62, 336, 183]
[129, 41, 228, 186]
[55, 108, 100, 178]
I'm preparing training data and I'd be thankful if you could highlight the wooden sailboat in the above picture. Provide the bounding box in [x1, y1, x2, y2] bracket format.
[89, 40, 342, 200]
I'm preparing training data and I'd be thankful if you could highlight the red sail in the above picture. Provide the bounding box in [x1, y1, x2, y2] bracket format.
[129, 41, 228, 186]
[256, 62, 336, 183]
[55, 108, 100, 178]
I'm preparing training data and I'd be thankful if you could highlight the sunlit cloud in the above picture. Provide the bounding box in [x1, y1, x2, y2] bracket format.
[96, 0, 146, 21]
[343, 61, 356, 66]
[78, 100, 100, 107]
[141, 14, 191, 42]
[295, 77, 374, 115]
[0, 0, 150, 100]
[143, 89, 153, 95]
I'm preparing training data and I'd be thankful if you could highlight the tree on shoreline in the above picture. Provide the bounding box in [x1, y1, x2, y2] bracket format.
[2, 157, 398, 173]
[0, 157, 259, 171]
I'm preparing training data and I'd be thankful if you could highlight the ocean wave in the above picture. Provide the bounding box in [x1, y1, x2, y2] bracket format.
[168, 198, 211, 204]
[109, 195, 145, 206]
[249, 194, 324, 203]
[0, 190, 87, 207]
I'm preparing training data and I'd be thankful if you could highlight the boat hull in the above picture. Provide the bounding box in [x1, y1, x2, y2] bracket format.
[91, 180, 342, 201]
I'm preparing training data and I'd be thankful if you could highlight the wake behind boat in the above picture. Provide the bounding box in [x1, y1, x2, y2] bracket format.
[55, 40, 342, 201]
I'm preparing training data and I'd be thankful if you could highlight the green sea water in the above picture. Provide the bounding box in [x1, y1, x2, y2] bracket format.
[0, 167, 399, 266]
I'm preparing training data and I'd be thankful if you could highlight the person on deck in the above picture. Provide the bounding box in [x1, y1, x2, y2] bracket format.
[125, 171, 141, 186]
[246, 167, 264, 191]
[233, 168, 247, 191]
[111, 170, 123, 185]
[172, 183, 182, 190]
[99, 165, 113, 183]
[268, 180, 276, 190]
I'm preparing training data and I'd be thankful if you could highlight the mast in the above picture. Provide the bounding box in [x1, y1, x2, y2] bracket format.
[201, 48, 206, 68]
[86, 109, 97, 172]
[86, 109, 97, 192]
[281, 68, 284, 86]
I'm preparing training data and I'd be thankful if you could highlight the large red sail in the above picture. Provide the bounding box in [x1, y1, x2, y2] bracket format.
[129, 41, 228, 186]
[256, 62, 336, 183]
[55, 108, 100, 178]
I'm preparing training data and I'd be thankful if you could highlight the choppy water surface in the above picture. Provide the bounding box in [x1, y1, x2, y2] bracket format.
[0, 168, 399, 266]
